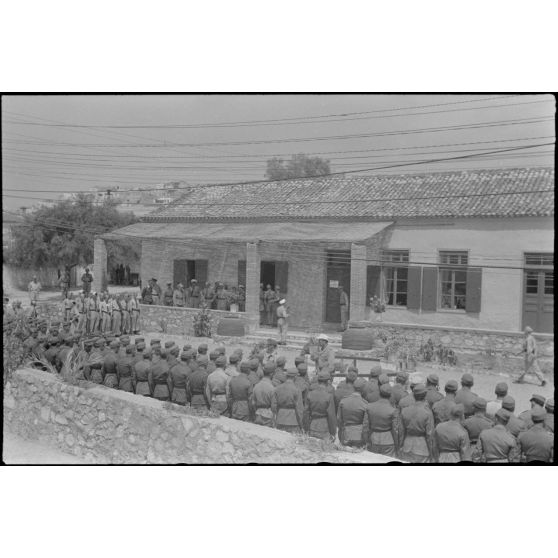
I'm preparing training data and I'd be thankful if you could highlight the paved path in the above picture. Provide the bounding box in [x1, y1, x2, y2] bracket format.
[2, 431, 87, 464]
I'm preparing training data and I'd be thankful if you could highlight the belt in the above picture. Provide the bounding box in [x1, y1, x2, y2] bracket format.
[372, 428, 392, 433]
[119, 373, 132, 378]
[102, 311, 109, 314]
[279, 405, 295, 409]
[310, 414, 327, 420]
[256, 404, 272, 409]
[233, 397, 249, 402]
[132, 309, 140, 312]
[191, 390, 205, 395]
[154, 380, 168, 385]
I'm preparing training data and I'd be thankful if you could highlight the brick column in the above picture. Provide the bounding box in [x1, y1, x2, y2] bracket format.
[93, 237, 107, 293]
[245, 242, 260, 330]
[349, 243, 367, 322]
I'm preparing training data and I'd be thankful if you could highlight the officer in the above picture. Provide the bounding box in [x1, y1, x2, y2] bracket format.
[304, 370, 337, 440]
[338, 285, 349, 332]
[272, 368, 304, 433]
[455, 373, 478, 418]
[477, 409, 519, 463]
[544, 398, 554, 433]
[433, 403, 472, 463]
[228, 362, 253, 421]
[390, 371, 409, 407]
[432, 379, 458, 425]
[250, 362, 276, 427]
[173, 283, 185, 307]
[133, 349, 153, 397]
[187, 357, 210, 410]
[117, 344, 135, 392]
[102, 340, 120, 388]
[486, 382, 509, 419]
[515, 326, 546, 386]
[163, 282, 174, 306]
[334, 368, 357, 412]
[206, 355, 229, 415]
[517, 408, 554, 462]
[337, 378, 368, 448]
[151, 349, 171, 401]
[398, 384, 434, 463]
[519, 394, 547, 429]
[426, 374, 443, 408]
[365, 383, 399, 457]
[312, 334, 335, 374]
[463, 398, 494, 450]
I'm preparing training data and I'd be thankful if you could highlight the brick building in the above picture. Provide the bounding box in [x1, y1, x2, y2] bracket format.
[96, 167, 554, 333]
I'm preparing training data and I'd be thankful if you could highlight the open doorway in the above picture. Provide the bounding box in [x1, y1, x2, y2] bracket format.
[260, 261, 275, 288]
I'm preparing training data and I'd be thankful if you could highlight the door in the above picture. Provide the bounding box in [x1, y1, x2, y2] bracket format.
[260, 261, 275, 289]
[325, 250, 351, 323]
[173, 259, 188, 286]
[523, 269, 554, 333]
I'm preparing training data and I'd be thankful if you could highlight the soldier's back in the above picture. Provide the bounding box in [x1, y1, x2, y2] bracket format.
[432, 396, 456, 424]
[518, 425, 553, 462]
[463, 414, 494, 443]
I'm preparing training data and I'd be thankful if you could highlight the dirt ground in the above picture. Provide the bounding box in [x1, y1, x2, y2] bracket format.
[2, 431, 87, 464]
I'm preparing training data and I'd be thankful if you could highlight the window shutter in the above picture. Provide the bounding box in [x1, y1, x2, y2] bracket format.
[421, 267, 438, 311]
[406, 266, 422, 310]
[237, 260, 246, 287]
[195, 259, 208, 285]
[366, 265, 381, 305]
[275, 261, 289, 293]
[465, 267, 482, 313]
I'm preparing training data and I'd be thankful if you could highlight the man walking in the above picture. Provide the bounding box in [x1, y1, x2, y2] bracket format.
[276, 298, 289, 346]
[338, 285, 349, 331]
[515, 326, 546, 386]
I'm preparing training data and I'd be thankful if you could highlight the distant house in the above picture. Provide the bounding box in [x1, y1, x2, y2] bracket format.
[96, 167, 554, 333]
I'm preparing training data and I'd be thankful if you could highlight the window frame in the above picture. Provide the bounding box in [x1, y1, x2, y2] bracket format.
[381, 249, 410, 308]
[438, 250, 469, 311]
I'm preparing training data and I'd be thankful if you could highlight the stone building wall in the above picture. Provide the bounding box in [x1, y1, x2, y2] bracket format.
[3, 368, 393, 464]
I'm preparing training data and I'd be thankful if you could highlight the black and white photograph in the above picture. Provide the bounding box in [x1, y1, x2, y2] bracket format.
[2, 93, 555, 465]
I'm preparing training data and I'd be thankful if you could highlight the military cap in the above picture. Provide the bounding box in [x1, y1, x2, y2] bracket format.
[274, 370, 287, 384]
[229, 354, 240, 364]
[501, 395, 515, 411]
[215, 355, 227, 368]
[209, 350, 220, 360]
[134, 337, 145, 344]
[461, 373, 474, 386]
[545, 398, 554, 412]
[267, 338, 278, 346]
[152, 346, 162, 355]
[109, 340, 120, 349]
[369, 364, 382, 378]
[164, 340, 175, 349]
[495, 382, 508, 396]
[412, 384, 427, 397]
[170, 346, 180, 356]
[378, 373, 390, 385]
[197, 354, 209, 364]
[451, 403, 465, 418]
[495, 408, 511, 424]
[182, 344, 192, 352]
[159, 350, 168, 359]
[180, 352, 190, 361]
[263, 361, 276, 375]
[198, 343, 208, 353]
[473, 397, 487, 410]
[144, 350, 152, 359]
[354, 378, 367, 393]
[530, 394, 546, 406]
[524, 326, 533, 334]
[150, 338, 160, 346]
[216, 346, 226, 355]
[409, 373, 424, 386]
[276, 356, 286, 366]
[240, 361, 251, 373]
[445, 379, 458, 392]
[427, 373, 439, 385]
[248, 359, 259, 371]
[126, 345, 135, 354]
[396, 371, 409, 383]
[232, 348, 243, 356]
[136, 342, 146, 351]
[286, 368, 298, 378]
[297, 363, 308, 374]
[380, 384, 392, 397]
[317, 370, 331, 382]
[531, 408, 547, 422]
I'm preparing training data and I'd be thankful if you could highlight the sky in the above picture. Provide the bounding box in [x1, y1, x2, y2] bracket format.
[1, 94, 555, 211]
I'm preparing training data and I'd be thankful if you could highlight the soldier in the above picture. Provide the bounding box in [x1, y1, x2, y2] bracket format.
[294, 362, 310, 405]
[228, 362, 253, 421]
[432, 379, 458, 425]
[187, 357, 210, 410]
[311, 334, 336, 374]
[207, 350, 220, 374]
[146, 349, 168, 400]
[251, 363, 276, 427]
[336, 378, 368, 447]
[398, 375, 425, 411]
[476, 409, 519, 463]
[102, 340, 120, 388]
[519, 394, 546, 429]
[463, 398, 494, 460]
[200, 281, 215, 309]
[59, 268, 70, 300]
[334, 368, 357, 412]
[81, 268, 93, 294]
[272, 368, 304, 433]
[187, 279, 201, 309]
[85, 338, 106, 384]
[338, 285, 349, 332]
[59, 321, 72, 343]
[225, 353, 241, 380]
[304, 370, 337, 440]
[170, 283, 183, 307]
[213, 283, 226, 311]
[486, 382, 509, 419]
[151, 278, 162, 305]
[247, 359, 261, 386]
[56, 336, 75, 375]
[398, 385, 434, 463]
[455, 373, 478, 418]
[517, 408, 553, 462]
[28, 275, 42, 303]
[141, 280, 154, 305]
[110, 294, 122, 336]
[118, 335, 131, 358]
[116, 344, 135, 392]
[390, 371, 409, 408]
[433, 404, 472, 463]
[425, 374, 443, 408]
[62, 291, 73, 323]
[44, 336, 61, 368]
[514, 326, 546, 386]
[272, 355, 287, 386]
[163, 282, 174, 306]
[130, 292, 140, 334]
[259, 283, 265, 325]
[23, 328, 40, 355]
[365, 383, 399, 457]
[276, 298, 289, 345]
[121, 294, 132, 335]
[263, 284, 275, 326]
[264, 338, 279, 362]
[544, 398, 554, 433]
[501, 396, 527, 438]
[91, 292, 102, 334]
[206, 355, 230, 415]
[271, 285, 283, 327]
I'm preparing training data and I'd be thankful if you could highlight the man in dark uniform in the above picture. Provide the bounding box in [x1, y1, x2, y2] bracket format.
[334, 368, 357, 412]
[228, 362, 253, 421]
[81, 268, 93, 294]
[272, 368, 304, 433]
[463, 397, 494, 458]
[363, 365, 382, 404]
[86, 338, 106, 384]
[519, 394, 546, 429]
[102, 340, 120, 388]
[133, 349, 152, 397]
[398, 385, 434, 463]
[426, 374, 443, 408]
[116, 344, 135, 392]
[251, 362, 276, 427]
[151, 349, 171, 401]
[56, 336, 75, 375]
[44, 337, 61, 368]
[433, 404, 472, 463]
[272, 356, 287, 386]
[432, 379, 458, 425]
[167, 351, 189, 404]
[501, 396, 527, 438]
[201, 281, 215, 309]
[518, 408, 554, 462]
[187, 356, 210, 410]
[486, 382, 509, 419]
[337, 378, 368, 448]
[398, 375, 425, 411]
[206, 355, 229, 415]
[455, 373, 478, 418]
[544, 398, 554, 433]
[163, 282, 174, 306]
[365, 383, 399, 457]
[263, 284, 275, 326]
[477, 409, 519, 463]
[390, 371, 409, 408]
[304, 370, 337, 440]
[187, 279, 201, 308]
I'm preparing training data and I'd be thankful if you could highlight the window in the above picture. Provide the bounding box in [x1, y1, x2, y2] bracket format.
[544, 272, 553, 295]
[381, 250, 409, 306]
[439, 251, 468, 310]
[525, 253, 554, 266]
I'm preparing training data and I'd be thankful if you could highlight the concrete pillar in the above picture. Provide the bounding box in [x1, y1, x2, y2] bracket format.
[349, 243, 367, 322]
[245, 242, 260, 328]
[93, 237, 107, 293]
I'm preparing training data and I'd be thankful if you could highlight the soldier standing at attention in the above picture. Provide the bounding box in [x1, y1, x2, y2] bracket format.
[514, 326, 546, 386]
[81, 268, 93, 295]
[187, 279, 201, 308]
[304, 370, 337, 440]
[111, 294, 122, 336]
[263, 284, 275, 326]
[272, 368, 304, 433]
[271, 285, 282, 327]
[334, 368, 357, 412]
[187, 358, 210, 410]
[228, 362, 253, 421]
[433, 404, 472, 463]
[476, 409, 519, 463]
[251, 363, 276, 427]
[122, 294, 132, 335]
[432, 379, 459, 425]
[117, 345, 135, 392]
[390, 371, 409, 408]
[151, 278, 162, 305]
[365, 383, 399, 457]
[201, 281, 215, 309]
[102, 340, 120, 388]
[337, 378, 368, 448]
[89, 292, 100, 334]
[163, 282, 174, 306]
[398, 385, 434, 463]
[28, 275, 42, 303]
[455, 373, 478, 418]
[167, 351, 189, 404]
[276, 298, 289, 345]
[206, 355, 230, 415]
[63, 292, 73, 323]
[151, 349, 171, 401]
[173, 283, 185, 307]
[130, 292, 140, 334]
[215, 283, 228, 311]
[517, 408, 554, 462]
[133, 345, 152, 396]
[338, 285, 349, 332]
[225, 353, 241, 380]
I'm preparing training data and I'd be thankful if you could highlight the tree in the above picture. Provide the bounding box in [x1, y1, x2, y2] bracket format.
[5, 195, 139, 270]
[265, 153, 331, 180]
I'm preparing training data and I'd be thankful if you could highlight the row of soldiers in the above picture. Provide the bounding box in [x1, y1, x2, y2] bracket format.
[20, 320, 554, 463]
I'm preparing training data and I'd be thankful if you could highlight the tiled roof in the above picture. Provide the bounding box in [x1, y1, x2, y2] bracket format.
[142, 167, 554, 222]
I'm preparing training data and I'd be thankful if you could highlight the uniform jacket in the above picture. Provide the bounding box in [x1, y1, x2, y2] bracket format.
[432, 395, 457, 425]
[477, 425, 518, 462]
[463, 413, 494, 443]
[434, 420, 471, 460]
[506, 413, 527, 438]
[455, 387, 478, 417]
[304, 384, 337, 437]
[426, 387, 443, 408]
[337, 392, 367, 443]
[389, 383, 408, 407]
[334, 381, 355, 411]
[228, 373, 253, 420]
[151, 359, 171, 399]
[518, 424, 553, 462]
[313, 345, 336, 373]
[272, 379, 304, 428]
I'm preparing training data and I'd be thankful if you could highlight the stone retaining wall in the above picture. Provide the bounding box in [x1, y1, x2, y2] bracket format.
[3, 368, 394, 464]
